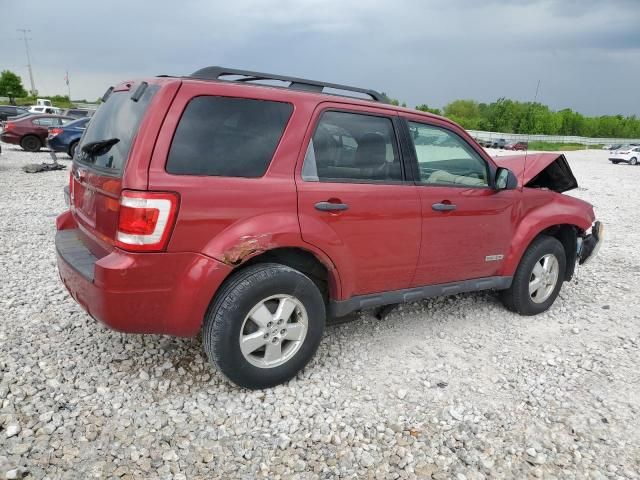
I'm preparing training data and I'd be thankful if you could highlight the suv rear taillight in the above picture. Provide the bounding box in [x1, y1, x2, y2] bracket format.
[115, 190, 179, 252]
[48, 127, 63, 138]
[4, 122, 14, 131]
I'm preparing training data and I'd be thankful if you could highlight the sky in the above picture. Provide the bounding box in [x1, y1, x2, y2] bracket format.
[1, 0, 639, 116]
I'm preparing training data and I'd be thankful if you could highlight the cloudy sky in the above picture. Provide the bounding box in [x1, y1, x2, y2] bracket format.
[2, 0, 639, 116]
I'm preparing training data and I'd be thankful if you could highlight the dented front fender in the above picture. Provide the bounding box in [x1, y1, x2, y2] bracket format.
[499, 191, 595, 276]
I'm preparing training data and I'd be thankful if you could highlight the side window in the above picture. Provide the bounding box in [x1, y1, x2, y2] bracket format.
[408, 121, 489, 187]
[302, 111, 402, 183]
[33, 117, 56, 126]
[166, 96, 293, 177]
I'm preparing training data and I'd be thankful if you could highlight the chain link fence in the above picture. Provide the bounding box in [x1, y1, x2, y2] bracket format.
[467, 130, 640, 147]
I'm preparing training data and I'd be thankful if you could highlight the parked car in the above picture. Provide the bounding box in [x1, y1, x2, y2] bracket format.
[504, 141, 529, 151]
[0, 105, 29, 122]
[609, 146, 640, 165]
[28, 105, 63, 115]
[47, 117, 90, 157]
[478, 138, 506, 149]
[63, 108, 95, 118]
[55, 66, 602, 389]
[1, 114, 74, 151]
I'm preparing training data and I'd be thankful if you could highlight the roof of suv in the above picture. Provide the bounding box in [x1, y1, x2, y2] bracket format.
[165, 65, 451, 126]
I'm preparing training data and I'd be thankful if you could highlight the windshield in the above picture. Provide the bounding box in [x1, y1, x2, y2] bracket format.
[75, 83, 158, 175]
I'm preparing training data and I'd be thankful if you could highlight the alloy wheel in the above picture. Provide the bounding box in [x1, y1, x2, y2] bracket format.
[239, 294, 308, 368]
[529, 254, 560, 303]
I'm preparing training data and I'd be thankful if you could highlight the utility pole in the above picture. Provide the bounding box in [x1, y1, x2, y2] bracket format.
[17, 28, 37, 96]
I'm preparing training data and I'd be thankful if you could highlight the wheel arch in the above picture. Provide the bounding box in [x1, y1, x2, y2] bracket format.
[501, 194, 594, 282]
[199, 212, 343, 300]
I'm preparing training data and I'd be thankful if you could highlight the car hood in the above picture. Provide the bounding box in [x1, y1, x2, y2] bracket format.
[493, 153, 578, 193]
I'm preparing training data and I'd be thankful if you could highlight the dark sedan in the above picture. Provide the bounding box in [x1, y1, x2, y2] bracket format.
[47, 117, 90, 157]
[0, 115, 74, 151]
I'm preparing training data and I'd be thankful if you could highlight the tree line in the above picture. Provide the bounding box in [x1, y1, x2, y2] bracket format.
[386, 94, 640, 139]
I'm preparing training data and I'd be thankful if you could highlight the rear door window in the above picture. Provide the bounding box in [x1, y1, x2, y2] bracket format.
[75, 83, 158, 175]
[166, 96, 293, 177]
[301, 111, 403, 183]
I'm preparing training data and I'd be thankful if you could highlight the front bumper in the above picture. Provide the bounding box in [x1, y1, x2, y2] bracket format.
[55, 215, 233, 337]
[578, 221, 603, 265]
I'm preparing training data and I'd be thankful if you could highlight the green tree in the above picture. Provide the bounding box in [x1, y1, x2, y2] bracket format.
[415, 104, 441, 115]
[380, 92, 405, 107]
[0, 70, 28, 104]
[443, 99, 483, 129]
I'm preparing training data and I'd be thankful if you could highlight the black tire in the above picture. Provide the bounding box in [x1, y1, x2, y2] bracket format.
[500, 236, 566, 316]
[20, 135, 42, 152]
[203, 263, 326, 389]
[612, 161, 619, 164]
[68, 141, 79, 158]
[630, 157, 638, 166]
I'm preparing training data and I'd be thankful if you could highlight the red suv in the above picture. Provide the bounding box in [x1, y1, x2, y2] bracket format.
[55, 67, 602, 389]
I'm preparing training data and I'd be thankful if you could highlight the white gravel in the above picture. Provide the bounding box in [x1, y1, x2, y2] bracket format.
[0, 142, 639, 479]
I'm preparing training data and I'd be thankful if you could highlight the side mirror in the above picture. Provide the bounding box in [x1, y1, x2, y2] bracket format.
[495, 167, 518, 191]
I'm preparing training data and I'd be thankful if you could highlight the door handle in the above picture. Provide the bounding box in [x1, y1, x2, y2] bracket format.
[432, 202, 456, 212]
[315, 201, 349, 212]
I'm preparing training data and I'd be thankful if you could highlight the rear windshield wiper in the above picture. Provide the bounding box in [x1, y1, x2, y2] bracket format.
[81, 138, 120, 156]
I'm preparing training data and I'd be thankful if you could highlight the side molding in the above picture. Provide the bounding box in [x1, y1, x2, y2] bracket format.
[330, 276, 513, 317]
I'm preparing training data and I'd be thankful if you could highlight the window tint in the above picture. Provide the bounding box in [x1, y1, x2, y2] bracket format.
[408, 122, 489, 187]
[302, 111, 402, 183]
[166, 96, 293, 177]
[75, 84, 158, 174]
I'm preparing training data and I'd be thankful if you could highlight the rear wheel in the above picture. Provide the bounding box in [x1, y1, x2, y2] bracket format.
[500, 236, 566, 315]
[21, 135, 42, 152]
[68, 141, 79, 158]
[630, 157, 638, 166]
[611, 161, 619, 164]
[203, 263, 326, 389]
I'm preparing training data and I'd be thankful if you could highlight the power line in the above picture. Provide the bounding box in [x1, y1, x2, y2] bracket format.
[17, 28, 37, 96]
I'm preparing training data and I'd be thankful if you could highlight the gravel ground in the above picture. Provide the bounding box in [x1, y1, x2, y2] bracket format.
[0, 143, 639, 479]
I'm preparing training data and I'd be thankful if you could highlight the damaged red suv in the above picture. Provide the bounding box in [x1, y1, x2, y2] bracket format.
[56, 67, 602, 389]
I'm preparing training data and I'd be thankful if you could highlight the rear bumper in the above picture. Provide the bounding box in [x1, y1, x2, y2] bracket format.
[47, 137, 68, 152]
[0, 132, 19, 145]
[55, 218, 233, 337]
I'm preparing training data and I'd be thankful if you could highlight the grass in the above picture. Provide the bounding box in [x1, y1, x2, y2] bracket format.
[528, 141, 604, 151]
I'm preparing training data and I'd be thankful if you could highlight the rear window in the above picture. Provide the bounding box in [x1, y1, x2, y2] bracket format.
[166, 96, 293, 177]
[75, 83, 158, 174]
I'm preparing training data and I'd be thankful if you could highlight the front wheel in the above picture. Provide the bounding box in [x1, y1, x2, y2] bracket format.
[203, 263, 326, 389]
[630, 157, 638, 166]
[500, 236, 566, 315]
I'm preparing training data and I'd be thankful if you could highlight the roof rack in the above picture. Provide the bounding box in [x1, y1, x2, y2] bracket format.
[189, 66, 384, 102]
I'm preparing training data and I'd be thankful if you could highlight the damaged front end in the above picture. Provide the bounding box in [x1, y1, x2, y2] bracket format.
[578, 221, 604, 265]
[494, 152, 603, 268]
[494, 153, 578, 193]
